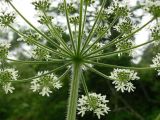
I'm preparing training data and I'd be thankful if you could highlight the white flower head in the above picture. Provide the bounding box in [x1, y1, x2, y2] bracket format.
[150, 53, 160, 75]
[0, 68, 18, 94]
[30, 71, 62, 96]
[114, 17, 135, 34]
[115, 39, 135, 57]
[31, 46, 51, 60]
[109, 69, 139, 92]
[0, 41, 11, 59]
[109, 0, 130, 17]
[2, 82, 15, 94]
[144, 0, 160, 17]
[150, 25, 160, 46]
[77, 93, 110, 119]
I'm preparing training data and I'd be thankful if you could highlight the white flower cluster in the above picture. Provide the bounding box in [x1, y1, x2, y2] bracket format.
[0, 41, 10, 59]
[77, 93, 110, 119]
[114, 17, 135, 34]
[108, 0, 130, 17]
[31, 46, 51, 60]
[150, 53, 160, 75]
[144, 0, 160, 17]
[30, 71, 62, 96]
[109, 69, 140, 92]
[116, 39, 135, 57]
[0, 68, 18, 94]
[150, 25, 160, 46]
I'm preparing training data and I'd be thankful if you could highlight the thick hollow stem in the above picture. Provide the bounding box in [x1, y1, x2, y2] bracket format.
[67, 63, 81, 120]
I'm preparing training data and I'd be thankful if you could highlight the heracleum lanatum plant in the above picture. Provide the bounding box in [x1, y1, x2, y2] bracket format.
[0, 0, 160, 119]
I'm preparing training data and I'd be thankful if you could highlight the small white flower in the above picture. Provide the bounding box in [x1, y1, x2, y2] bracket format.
[30, 71, 62, 96]
[39, 86, 52, 96]
[109, 69, 139, 92]
[151, 53, 160, 75]
[2, 82, 15, 94]
[125, 82, 136, 92]
[0, 68, 18, 94]
[77, 93, 110, 119]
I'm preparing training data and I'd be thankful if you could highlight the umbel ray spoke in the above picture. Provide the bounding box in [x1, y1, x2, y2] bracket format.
[7, 58, 69, 64]
[81, 72, 93, 106]
[84, 64, 114, 81]
[7, 0, 72, 56]
[85, 60, 160, 70]
[87, 38, 156, 60]
[8, 25, 70, 58]
[80, 0, 107, 54]
[77, 0, 84, 55]
[86, 17, 155, 57]
[42, 11, 73, 55]
[63, 0, 76, 53]
[7, 62, 71, 83]
[82, 15, 119, 56]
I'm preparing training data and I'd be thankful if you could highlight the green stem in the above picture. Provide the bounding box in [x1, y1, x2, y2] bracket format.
[88, 39, 155, 60]
[8, 25, 69, 58]
[67, 63, 81, 120]
[43, 11, 73, 56]
[63, 0, 76, 53]
[80, 0, 106, 54]
[8, 62, 71, 83]
[87, 17, 155, 57]
[77, 0, 84, 55]
[85, 64, 113, 80]
[81, 2, 88, 43]
[82, 15, 119, 56]
[8, 1, 70, 54]
[85, 60, 160, 70]
[81, 72, 92, 105]
[7, 58, 68, 64]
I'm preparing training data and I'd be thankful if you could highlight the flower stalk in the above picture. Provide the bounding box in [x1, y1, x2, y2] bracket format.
[67, 63, 81, 120]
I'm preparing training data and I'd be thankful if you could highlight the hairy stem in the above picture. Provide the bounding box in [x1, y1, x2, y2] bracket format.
[67, 63, 81, 120]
